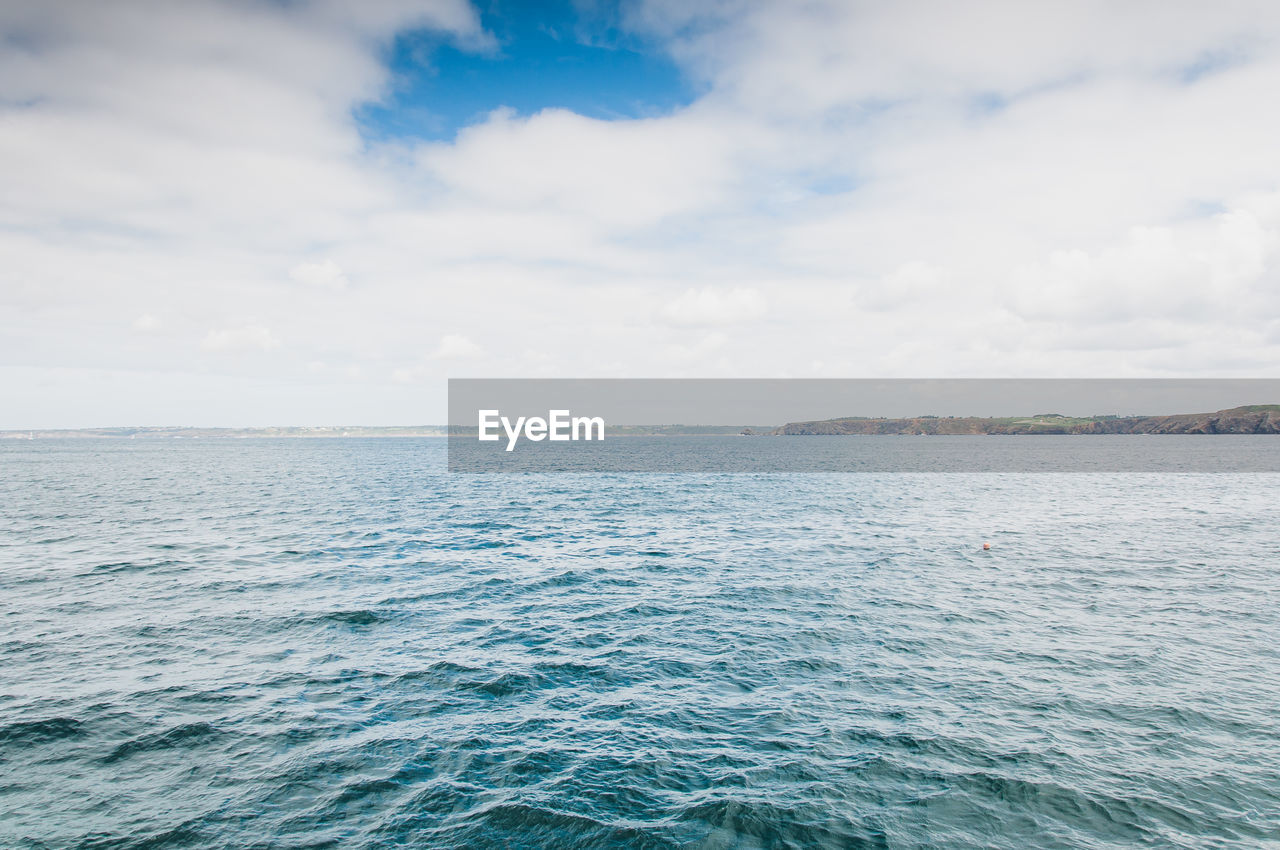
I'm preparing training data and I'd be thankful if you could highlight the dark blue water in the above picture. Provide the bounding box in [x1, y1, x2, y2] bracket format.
[2, 439, 1279, 848]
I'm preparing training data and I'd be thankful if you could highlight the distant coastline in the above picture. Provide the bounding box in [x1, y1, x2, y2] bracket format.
[0, 425, 451, 440]
[768, 405, 1280, 435]
[0, 424, 765, 439]
[5, 405, 1279, 439]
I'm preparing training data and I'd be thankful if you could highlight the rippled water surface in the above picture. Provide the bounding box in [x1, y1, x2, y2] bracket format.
[2, 438, 1279, 848]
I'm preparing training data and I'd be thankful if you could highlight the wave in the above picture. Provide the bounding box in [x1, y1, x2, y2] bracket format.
[101, 722, 223, 764]
[0, 716, 85, 746]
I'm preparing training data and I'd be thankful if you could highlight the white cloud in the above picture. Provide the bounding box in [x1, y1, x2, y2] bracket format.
[1007, 206, 1279, 324]
[856, 262, 950, 312]
[415, 106, 740, 230]
[388, 334, 484, 385]
[432, 333, 482, 359]
[661, 287, 767, 326]
[201, 324, 282, 353]
[661, 330, 730, 366]
[289, 259, 349, 290]
[132, 313, 162, 332]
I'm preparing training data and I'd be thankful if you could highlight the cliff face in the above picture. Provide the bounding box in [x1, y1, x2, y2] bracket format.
[773, 406, 1280, 435]
[1077, 407, 1280, 434]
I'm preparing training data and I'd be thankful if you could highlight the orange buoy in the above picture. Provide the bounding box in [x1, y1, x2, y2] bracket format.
[982, 542, 991, 551]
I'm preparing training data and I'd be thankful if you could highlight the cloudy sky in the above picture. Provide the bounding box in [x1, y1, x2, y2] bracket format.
[3, 0, 1279, 427]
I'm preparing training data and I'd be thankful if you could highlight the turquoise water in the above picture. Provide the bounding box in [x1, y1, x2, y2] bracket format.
[2, 439, 1278, 848]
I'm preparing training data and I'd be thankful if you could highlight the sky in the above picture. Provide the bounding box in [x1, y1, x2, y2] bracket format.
[2, 0, 1279, 427]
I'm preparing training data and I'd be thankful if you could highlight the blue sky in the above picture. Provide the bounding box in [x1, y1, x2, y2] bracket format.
[359, 0, 696, 141]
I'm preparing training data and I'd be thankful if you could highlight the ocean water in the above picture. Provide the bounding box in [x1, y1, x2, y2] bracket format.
[2, 438, 1278, 849]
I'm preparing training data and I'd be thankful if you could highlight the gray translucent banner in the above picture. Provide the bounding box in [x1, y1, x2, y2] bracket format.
[447, 379, 1280, 472]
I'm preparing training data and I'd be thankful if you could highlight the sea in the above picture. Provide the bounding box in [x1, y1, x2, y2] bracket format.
[2, 438, 1278, 849]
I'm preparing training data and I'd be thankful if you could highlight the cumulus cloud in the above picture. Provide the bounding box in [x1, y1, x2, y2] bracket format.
[856, 262, 951, 312]
[289, 259, 349, 290]
[661, 330, 730, 366]
[201, 325, 282, 353]
[432, 333, 482, 359]
[415, 107, 739, 230]
[661, 287, 768, 326]
[389, 334, 484, 384]
[1008, 206, 1279, 324]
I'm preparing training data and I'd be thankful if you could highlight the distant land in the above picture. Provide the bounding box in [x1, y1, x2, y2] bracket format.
[0, 425, 450, 439]
[4, 406, 1278, 439]
[768, 405, 1280, 435]
[0, 424, 768, 439]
